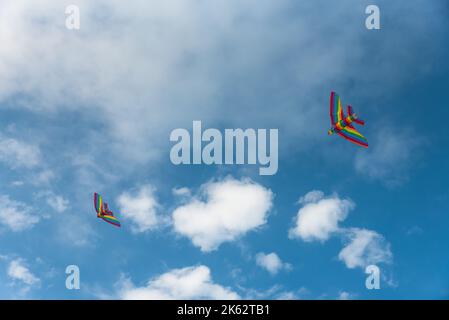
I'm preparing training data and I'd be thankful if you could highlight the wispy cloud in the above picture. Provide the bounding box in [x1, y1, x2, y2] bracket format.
[337, 291, 357, 300]
[7, 258, 40, 286]
[46, 194, 69, 213]
[2, 0, 425, 168]
[338, 228, 392, 269]
[36, 191, 70, 213]
[0, 195, 39, 232]
[275, 287, 309, 300]
[355, 127, 423, 187]
[0, 136, 41, 169]
[55, 214, 97, 247]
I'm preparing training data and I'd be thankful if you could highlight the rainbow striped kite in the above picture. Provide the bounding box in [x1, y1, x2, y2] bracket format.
[94, 193, 121, 227]
[328, 91, 368, 148]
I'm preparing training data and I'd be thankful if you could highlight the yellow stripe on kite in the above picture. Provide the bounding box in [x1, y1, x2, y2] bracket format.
[337, 98, 343, 122]
[101, 215, 119, 221]
[344, 126, 366, 140]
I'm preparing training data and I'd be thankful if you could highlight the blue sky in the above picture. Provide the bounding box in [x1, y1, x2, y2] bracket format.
[0, 0, 448, 299]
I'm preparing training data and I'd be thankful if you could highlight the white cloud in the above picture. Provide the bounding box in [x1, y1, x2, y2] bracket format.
[240, 285, 283, 300]
[0, 137, 41, 169]
[298, 190, 324, 204]
[289, 191, 353, 242]
[275, 287, 309, 300]
[172, 187, 191, 197]
[172, 177, 273, 252]
[240, 285, 310, 300]
[0, 195, 39, 231]
[290, 191, 393, 271]
[117, 185, 161, 233]
[0, 0, 440, 178]
[276, 291, 297, 300]
[255, 252, 291, 275]
[0, 0, 398, 167]
[7, 259, 40, 286]
[46, 194, 69, 213]
[338, 291, 356, 300]
[119, 265, 239, 300]
[338, 228, 392, 269]
[354, 128, 422, 187]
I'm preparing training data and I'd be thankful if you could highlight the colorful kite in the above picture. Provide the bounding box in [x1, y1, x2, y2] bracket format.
[328, 91, 368, 148]
[94, 193, 121, 227]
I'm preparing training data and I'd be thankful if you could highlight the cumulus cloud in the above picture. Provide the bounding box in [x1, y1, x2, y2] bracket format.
[119, 265, 239, 300]
[117, 185, 161, 233]
[0, 136, 41, 169]
[0, 195, 39, 231]
[172, 177, 273, 252]
[7, 259, 40, 286]
[290, 190, 393, 271]
[338, 228, 392, 269]
[255, 252, 291, 275]
[289, 191, 353, 242]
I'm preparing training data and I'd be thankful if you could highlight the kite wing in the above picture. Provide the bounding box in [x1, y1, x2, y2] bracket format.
[337, 125, 368, 148]
[330, 91, 344, 125]
[101, 215, 121, 227]
[94, 192, 103, 216]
